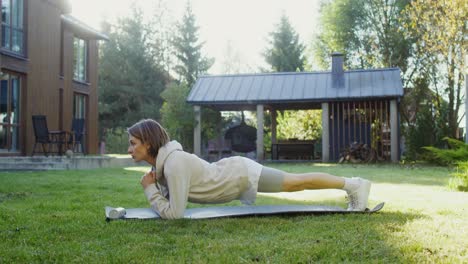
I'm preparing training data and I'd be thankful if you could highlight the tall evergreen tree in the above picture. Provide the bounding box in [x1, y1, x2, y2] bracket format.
[263, 14, 306, 72]
[172, 2, 214, 87]
[263, 15, 318, 145]
[161, 1, 220, 152]
[98, 7, 169, 131]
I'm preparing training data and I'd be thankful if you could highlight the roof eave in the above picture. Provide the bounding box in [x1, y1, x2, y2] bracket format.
[187, 95, 404, 105]
[61, 15, 109, 41]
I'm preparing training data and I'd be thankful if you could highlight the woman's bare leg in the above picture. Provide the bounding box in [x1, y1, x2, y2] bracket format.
[281, 172, 345, 192]
[257, 166, 371, 211]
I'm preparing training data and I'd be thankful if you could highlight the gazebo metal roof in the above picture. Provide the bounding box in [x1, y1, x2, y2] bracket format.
[187, 68, 403, 110]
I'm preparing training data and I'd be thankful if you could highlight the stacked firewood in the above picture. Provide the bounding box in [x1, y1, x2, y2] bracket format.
[338, 142, 378, 163]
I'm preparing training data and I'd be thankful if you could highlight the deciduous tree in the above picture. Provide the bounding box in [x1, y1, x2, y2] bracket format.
[264, 14, 320, 144]
[163, 2, 220, 151]
[160, 82, 222, 152]
[403, 0, 467, 138]
[314, 0, 412, 78]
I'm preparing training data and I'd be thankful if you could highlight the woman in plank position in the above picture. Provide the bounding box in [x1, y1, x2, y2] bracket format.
[128, 119, 371, 219]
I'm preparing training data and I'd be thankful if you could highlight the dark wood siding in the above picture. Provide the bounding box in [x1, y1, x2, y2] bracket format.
[60, 29, 74, 136]
[87, 39, 99, 154]
[0, 0, 101, 156]
[26, 0, 62, 157]
[329, 100, 391, 161]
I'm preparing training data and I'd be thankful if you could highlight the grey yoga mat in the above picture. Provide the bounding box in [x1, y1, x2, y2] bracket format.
[105, 202, 384, 220]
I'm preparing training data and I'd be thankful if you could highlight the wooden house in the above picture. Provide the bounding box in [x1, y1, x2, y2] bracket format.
[0, 0, 107, 156]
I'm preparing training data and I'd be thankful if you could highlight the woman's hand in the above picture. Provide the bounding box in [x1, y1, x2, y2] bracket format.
[140, 171, 157, 189]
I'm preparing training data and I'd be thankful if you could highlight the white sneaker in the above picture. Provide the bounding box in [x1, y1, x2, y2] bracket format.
[346, 178, 371, 211]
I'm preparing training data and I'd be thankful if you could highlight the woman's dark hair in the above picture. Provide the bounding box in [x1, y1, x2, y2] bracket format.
[127, 119, 170, 158]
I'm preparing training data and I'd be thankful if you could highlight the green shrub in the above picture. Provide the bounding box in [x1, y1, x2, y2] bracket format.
[449, 161, 468, 192]
[276, 110, 322, 140]
[422, 137, 468, 166]
[403, 105, 437, 160]
[161, 82, 222, 152]
[104, 127, 129, 154]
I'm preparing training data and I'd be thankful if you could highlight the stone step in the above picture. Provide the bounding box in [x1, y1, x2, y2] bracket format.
[0, 156, 143, 171]
[0, 156, 67, 163]
[0, 162, 69, 171]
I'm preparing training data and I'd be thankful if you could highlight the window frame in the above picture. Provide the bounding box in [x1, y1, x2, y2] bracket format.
[0, 70, 22, 152]
[73, 92, 88, 119]
[1, 0, 25, 56]
[73, 37, 88, 83]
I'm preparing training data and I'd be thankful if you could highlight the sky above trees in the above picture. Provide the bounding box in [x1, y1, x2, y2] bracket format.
[70, 0, 321, 74]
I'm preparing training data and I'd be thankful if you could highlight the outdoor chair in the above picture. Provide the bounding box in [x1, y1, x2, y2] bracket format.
[31, 115, 67, 156]
[67, 118, 86, 154]
[207, 137, 232, 161]
[224, 121, 256, 153]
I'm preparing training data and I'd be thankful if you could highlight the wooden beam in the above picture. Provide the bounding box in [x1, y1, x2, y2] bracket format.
[256, 104, 264, 161]
[193, 105, 201, 157]
[390, 100, 398, 162]
[321, 102, 330, 162]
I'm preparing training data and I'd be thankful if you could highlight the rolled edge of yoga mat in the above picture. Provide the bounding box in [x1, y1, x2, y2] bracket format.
[108, 207, 126, 219]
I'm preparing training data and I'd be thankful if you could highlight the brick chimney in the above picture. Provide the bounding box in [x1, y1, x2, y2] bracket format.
[331, 52, 344, 88]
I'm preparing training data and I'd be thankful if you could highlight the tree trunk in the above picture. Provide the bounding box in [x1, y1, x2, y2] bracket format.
[447, 51, 458, 138]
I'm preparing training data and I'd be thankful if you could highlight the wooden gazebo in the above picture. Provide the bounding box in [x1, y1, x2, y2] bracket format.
[187, 54, 404, 162]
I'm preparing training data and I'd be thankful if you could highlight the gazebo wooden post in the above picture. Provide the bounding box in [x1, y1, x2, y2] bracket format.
[390, 100, 398, 162]
[270, 109, 277, 160]
[256, 104, 264, 161]
[321, 102, 330, 162]
[271, 109, 277, 144]
[193, 105, 201, 157]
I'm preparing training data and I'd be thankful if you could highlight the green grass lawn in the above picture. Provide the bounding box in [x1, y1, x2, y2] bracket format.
[1, 163, 467, 263]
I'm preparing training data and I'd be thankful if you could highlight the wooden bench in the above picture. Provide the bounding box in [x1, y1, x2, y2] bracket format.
[271, 140, 316, 160]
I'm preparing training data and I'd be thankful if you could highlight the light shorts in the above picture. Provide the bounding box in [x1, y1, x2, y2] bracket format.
[238, 157, 263, 205]
[257, 166, 285, 192]
[237, 159, 286, 204]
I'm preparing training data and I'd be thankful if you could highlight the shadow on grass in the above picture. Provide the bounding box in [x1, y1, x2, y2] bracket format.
[0, 192, 33, 203]
[103, 195, 425, 263]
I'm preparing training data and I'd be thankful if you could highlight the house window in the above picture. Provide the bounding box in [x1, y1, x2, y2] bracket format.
[1, 0, 24, 55]
[73, 93, 87, 119]
[0, 71, 21, 152]
[73, 37, 87, 82]
[73, 93, 87, 152]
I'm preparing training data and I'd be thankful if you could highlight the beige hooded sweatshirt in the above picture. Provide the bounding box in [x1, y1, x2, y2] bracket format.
[143, 141, 263, 219]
